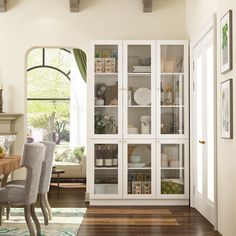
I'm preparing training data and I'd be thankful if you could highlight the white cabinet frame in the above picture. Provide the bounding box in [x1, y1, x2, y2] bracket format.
[156, 41, 189, 139]
[123, 139, 156, 199]
[88, 40, 123, 139]
[156, 139, 189, 199]
[90, 139, 123, 199]
[88, 40, 189, 205]
[123, 40, 156, 139]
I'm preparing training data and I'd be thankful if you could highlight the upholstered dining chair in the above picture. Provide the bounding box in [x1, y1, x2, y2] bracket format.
[0, 143, 45, 236]
[5, 141, 56, 225]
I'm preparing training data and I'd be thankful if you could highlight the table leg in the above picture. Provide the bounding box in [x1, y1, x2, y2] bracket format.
[2, 173, 10, 187]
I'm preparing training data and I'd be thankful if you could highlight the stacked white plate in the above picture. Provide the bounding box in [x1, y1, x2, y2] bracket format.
[128, 163, 146, 168]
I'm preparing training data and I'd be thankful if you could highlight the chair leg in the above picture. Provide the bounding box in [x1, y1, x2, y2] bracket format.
[39, 193, 49, 225]
[44, 193, 52, 221]
[6, 206, 10, 220]
[24, 205, 36, 236]
[0, 206, 3, 226]
[30, 204, 41, 236]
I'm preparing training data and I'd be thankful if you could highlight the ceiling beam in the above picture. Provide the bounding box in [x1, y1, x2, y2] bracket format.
[0, 0, 7, 12]
[70, 0, 79, 12]
[142, 0, 153, 13]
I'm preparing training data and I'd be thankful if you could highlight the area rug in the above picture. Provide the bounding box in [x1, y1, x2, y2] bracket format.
[0, 207, 86, 236]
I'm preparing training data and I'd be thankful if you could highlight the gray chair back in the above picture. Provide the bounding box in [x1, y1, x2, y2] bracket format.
[21, 143, 45, 205]
[39, 141, 56, 194]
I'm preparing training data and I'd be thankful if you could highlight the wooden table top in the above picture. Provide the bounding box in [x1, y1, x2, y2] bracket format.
[0, 155, 21, 176]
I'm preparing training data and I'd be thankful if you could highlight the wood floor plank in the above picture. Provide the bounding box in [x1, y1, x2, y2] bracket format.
[77, 206, 222, 236]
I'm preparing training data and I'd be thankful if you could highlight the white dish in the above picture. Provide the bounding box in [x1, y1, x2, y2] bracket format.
[132, 145, 151, 166]
[134, 88, 151, 105]
[128, 163, 146, 168]
[130, 155, 141, 163]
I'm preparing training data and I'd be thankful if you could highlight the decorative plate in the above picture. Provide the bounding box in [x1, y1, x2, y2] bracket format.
[134, 88, 151, 105]
[132, 145, 151, 166]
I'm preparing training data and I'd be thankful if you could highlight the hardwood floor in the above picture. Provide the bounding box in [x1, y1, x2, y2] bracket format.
[77, 206, 222, 236]
[47, 184, 87, 208]
[46, 185, 221, 236]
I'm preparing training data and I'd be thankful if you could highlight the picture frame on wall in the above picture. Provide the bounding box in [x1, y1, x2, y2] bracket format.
[221, 79, 233, 139]
[220, 10, 232, 74]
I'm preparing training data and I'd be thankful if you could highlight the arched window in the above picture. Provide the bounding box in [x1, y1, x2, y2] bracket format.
[27, 48, 71, 145]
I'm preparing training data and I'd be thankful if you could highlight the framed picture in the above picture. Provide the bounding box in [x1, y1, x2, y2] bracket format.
[220, 10, 232, 74]
[221, 79, 233, 139]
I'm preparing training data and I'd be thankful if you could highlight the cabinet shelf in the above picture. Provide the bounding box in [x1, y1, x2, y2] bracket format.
[161, 73, 184, 76]
[95, 73, 118, 77]
[128, 105, 151, 108]
[95, 105, 118, 108]
[161, 167, 184, 170]
[161, 105, 184, 108]
[128, 167, 151, 170]
[128, 73, 151, 77]
[94, 167, 118, 170]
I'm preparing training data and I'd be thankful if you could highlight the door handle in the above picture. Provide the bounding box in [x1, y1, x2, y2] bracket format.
[199, 140, 206, 144]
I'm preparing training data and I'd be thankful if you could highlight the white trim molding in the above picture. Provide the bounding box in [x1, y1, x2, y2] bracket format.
[190, 13, 218, 230]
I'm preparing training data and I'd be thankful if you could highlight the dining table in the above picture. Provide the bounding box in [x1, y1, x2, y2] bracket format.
[0, 155, 21, 187]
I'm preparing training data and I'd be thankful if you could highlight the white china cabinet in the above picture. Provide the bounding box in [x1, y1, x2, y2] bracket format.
[88, 40, 189, 205]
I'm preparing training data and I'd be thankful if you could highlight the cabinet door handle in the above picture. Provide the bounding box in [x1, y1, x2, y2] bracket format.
[198, 140, 206, 144]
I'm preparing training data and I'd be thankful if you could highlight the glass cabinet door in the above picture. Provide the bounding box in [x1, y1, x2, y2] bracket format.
[93, 142, 122, 198]
[159, 44, 187, 137]
[158, 141, 188, 198]
[124, 41, 155, 138]
[93, 42, 122, 137]
[124, 141, 155, 198]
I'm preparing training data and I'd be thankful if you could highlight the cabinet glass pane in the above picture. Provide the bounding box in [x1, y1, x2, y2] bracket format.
[94, 144, 119, 195]
[160, 45, 184, 135]
[127, 45, 152, 135]
[94, 45, 119, 135]
[161, 144, 185, 195]
[161, 45, 184, 73]
[127, 144, 152, 195]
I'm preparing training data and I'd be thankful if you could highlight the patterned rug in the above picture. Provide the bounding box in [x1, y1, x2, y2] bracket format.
[0, 207, 86, 236]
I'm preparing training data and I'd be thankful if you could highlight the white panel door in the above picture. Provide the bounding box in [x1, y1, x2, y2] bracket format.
[192, 30, 215, 224]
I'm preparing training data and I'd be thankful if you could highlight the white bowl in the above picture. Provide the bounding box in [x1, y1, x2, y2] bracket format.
[130, 155, 141, 163]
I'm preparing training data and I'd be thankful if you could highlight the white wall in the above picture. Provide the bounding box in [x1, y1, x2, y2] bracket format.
[187, 1, 236, 235]
[0, 0, 187, 156]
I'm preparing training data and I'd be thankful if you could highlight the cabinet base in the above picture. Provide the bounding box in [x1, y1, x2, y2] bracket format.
[89, 199, 189, 206]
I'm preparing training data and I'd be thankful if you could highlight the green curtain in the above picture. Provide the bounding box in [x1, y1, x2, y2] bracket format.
[73, 49, 87, 82]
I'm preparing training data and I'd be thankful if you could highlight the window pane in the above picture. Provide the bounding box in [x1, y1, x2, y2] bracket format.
[27, 48, 43, 69]
[27, 68, 70, 98]
[27, 100, 70, 144]
[207, 45, 214, 202]
[45, 48, 71, 74]
[196, 56, 203, 194]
